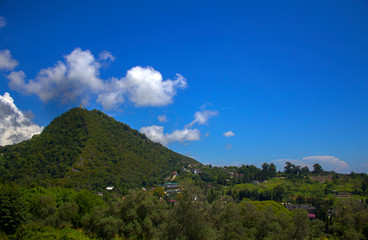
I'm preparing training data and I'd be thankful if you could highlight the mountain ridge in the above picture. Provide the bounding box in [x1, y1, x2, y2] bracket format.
[0, 107, 198, 190]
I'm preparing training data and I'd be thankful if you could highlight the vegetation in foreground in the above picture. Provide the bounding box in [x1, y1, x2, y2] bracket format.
[1, 167, 368, 240]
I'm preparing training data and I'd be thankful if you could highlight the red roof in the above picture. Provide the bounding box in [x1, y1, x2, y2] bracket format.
[308, 214, 316, 218]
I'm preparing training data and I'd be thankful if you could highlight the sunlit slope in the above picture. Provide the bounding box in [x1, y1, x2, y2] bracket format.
[0, 108, 198, 190]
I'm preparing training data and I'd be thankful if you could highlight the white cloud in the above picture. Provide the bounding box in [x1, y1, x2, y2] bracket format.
[7, 71, 26, 90]
[96, 77, 125, 109]
[97, 67, 186, 109]
[98, 51, 115, 68]
[8, 48, 103, 103]
[98, 66, 186, 109]
[0, 16, 6, 28]
[273, 155, 349, 173]
[141, 106, 218, 145]
[7, 48, 186, 109]
[223, 131, 235, 137]
[0, 92, 44, 146]
[98, 51, 115, 62]
[140, 125, 200, 146]
[302, 156, 349, 172]
[158, 115, 167, 123]
[126, 67, 186, 107]
[168, 128, 200, 142]
[0, 49, 19, 70]
[186, 110, 218, 128]
[142, 107, 217, 145]
[140, 125, 167, 145]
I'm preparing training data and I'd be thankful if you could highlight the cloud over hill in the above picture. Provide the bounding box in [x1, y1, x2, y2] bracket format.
[0, 92, 43, 146]
[7, 48, 186, 110]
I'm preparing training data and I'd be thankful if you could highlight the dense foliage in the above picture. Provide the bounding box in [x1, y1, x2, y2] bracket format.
[0, 182, 367, 239]
[0, 108, 197, 191]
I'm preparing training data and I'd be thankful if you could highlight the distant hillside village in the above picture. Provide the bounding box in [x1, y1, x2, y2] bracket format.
[96, 161, 365, 223]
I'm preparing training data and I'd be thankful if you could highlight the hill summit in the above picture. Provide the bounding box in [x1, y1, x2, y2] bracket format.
[0, 108, 198, 190]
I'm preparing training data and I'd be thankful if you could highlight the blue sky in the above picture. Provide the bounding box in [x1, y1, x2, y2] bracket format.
[0, 0, 367, 173]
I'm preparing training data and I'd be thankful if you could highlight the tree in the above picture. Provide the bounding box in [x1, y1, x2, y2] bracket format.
[284, 162, 300, 176]
[261, 163, 270, 180]
[153, 187, 165, 198]
[300, 166, 310, 175]
[361, 174, 368, 195]
[0, 185, 29, 234]
[167, 182, 214, 240]
[330, 199, 367, 239]
[262, 163, 270, 173]
[312, 163, 323, 174]
[58, 202, 79, 227]
[284, 162, 294, 175]
[273, 185, 286, 202]
[269, 163, 277, 178]
[290, 209, 310, 239]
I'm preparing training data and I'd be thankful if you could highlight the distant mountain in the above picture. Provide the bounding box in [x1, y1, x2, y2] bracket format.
[0, 108, 198, 190]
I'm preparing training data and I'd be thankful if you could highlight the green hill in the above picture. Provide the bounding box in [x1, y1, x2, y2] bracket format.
[0, 108, 198, 190]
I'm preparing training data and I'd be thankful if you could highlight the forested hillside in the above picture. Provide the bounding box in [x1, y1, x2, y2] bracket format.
[0, 108, 197, 191]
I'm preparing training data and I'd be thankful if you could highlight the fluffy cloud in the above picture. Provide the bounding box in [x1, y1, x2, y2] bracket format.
[98, 66, 187, 109]
[186, 110, 218, 128]
[7, 48, 186, 109]
[140, 125, 200, 146]
[140, 125, 167, 144]
[141, 107, 218, 145]
[168, 128, 201, 143]
[223, 131, 235, 137]
[0, 49, 19, 70]
[158, 115, 167, 123]
[8, 48, 103, 103]
[0, 16, 6, 28]
[274, 155, 349, 173]
[0, 92, 44, 146]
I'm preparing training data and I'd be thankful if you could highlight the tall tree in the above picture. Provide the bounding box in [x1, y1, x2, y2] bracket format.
[269, 163, 277, 178]
[312, 163, 323, 174]
[300, 166, 310, 175]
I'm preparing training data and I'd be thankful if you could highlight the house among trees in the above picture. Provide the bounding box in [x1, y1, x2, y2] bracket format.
[285, 204, 316, 220]
[106, 186, 115, 191]
[235, 173, 244, 178]
[308, 213, 316, 220]
[164, 182, 179, 189]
